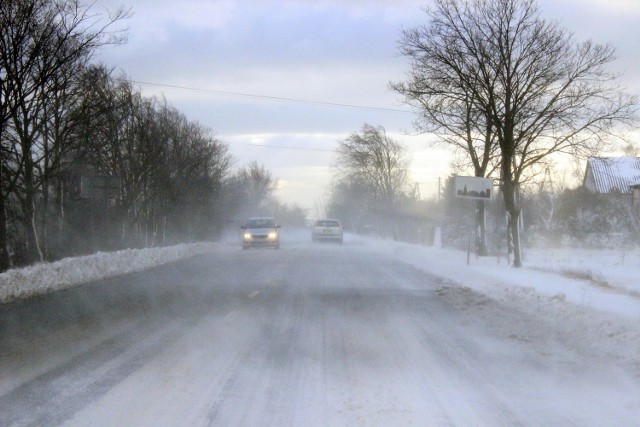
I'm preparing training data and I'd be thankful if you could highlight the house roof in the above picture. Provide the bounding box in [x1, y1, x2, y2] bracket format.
[585, 157, 640, 193]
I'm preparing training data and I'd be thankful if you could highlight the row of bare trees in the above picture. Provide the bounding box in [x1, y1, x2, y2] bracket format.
[0, 0, 131, 268]
[0, 0, 305, 271]
[1, 40, 236, 269]
[72, 66, 233, 250]
[393, 0, 637, 266]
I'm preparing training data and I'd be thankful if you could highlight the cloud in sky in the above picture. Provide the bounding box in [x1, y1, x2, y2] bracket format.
[586, 0, 640, 16]
[95, 0, 640, 210]
[539, 0, 640, 79]
[102, 1, 420, 83]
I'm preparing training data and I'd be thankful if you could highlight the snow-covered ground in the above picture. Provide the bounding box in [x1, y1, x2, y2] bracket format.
[3, 232, 640, 425]
[3, 232, 640, 336]
[358, 236, 640, 319]
[3, 234, 640, 319]
[351, 234, 640, 379]
[0, 242, 218, 304]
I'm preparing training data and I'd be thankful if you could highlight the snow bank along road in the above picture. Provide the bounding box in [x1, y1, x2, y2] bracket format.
[2, 235, 640, 426]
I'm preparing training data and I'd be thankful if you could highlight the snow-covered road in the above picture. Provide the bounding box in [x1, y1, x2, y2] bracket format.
[2, 234, 640, 426]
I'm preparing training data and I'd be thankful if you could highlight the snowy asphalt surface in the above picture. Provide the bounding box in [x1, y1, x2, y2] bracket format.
[1, 234, 639, 426]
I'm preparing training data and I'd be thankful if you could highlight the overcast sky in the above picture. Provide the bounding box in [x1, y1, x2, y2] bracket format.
[94, 0, 640, 211]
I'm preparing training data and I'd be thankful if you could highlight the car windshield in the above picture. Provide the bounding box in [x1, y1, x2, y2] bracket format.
[316, 220, 340, 227]
[246, 218, 276, 228]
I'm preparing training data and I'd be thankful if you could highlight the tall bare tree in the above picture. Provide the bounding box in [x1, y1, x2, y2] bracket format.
[394, 0, 637, 266]
[337, 124, 409, 239]
[393, 25, 500, 255]
[0, 0, 129, 265]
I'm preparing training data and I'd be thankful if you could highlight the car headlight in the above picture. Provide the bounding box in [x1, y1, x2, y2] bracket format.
[244, 233, 252, 240]
[268, 232, 277, 239]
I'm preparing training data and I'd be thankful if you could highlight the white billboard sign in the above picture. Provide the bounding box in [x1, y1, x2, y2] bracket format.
[455, 176, 493, 200]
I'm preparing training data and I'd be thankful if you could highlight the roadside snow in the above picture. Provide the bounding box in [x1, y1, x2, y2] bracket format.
[3, 234, 640, 323]
[353, 235, 640, 319]
[350, 235, 640, 376]
[0, 243, 217, 304]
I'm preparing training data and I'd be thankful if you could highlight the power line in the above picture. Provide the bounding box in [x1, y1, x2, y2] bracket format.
[130, 80, 413, 114]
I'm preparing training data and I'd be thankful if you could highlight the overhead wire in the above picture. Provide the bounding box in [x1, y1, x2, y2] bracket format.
[236, 142, 336, 153]
[130, 80, 413, 114]
[129, 79, 413, 153]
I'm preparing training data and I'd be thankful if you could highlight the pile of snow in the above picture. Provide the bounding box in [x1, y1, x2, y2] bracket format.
[0, 242, 217, 304]
[351, 235, 640, 319]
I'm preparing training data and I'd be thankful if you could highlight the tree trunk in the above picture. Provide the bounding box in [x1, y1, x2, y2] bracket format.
[509, 210, 522, 267]
[31, 198, 44, 262]
[500, 133, 522, 267]
[40, 178, 50, 260]
[503, 180, 522, 267]
[55, 177, 65, 257]
[0, 188, 10, 271]
[476, 200, 488, 256]
[162, 215, 167, 245]
[23, 155, 43, 263]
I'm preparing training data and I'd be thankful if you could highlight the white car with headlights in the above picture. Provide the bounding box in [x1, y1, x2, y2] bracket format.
[312, 219, 343, 244]
[241, 217, 280, 249]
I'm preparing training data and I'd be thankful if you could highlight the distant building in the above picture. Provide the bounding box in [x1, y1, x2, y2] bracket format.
[631, 181, 640, 208]
[583, 157, 640, 194]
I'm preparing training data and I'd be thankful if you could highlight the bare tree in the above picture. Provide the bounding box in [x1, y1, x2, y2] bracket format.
[73, 70, 232, 247]
[0, 0, 129, 265]
[337, 124, 409, 239]
[393, 17, 500, 255]
[222, 162, 278, 222]
[394, 0, 637, 266]
[163, 114, 231, 242]
[243, 161, 277, 209]
[623, 142, 639, 157]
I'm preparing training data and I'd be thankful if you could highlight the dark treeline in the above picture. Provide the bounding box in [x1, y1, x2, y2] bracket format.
[66, 66, 233, 253]
[1, 0, 131, 269]
[0, 0, 305, 271]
